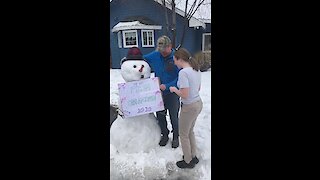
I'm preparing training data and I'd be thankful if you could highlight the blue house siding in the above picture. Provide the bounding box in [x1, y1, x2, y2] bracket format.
[110, 0, 211, 69]
[204, 23, 211, 33]
[110, 0, 167, 68]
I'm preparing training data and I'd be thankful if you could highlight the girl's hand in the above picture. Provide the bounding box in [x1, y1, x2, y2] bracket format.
[169, 86, 177, 93]
[159, 84, 166, 91]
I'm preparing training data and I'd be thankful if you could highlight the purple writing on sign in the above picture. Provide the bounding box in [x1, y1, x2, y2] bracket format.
[118, 77, 164, 118]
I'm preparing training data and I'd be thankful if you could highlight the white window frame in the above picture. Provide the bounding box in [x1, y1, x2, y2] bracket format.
[122, 30, 138, 48]
[141, 30, 155, 47]
[202, 33, 211, 52]
[117, 31, 122, 48]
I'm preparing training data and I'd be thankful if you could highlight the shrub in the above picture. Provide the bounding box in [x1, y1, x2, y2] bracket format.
[194, 51, 211, 72]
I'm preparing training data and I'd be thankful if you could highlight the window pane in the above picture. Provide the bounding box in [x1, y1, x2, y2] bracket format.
[128, 37, 131, 45]
[204, 35, 211, 51]
[143, 32, 147, 45]
[132, 36, 136, 45]
[148, 32, 152, 45]
[125, 31, 137, 46]
[125, 33, 129, 46]
[144, 37, 147, 45]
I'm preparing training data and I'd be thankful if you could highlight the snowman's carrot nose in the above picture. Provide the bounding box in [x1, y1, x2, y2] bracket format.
[139, 65, 144, 72]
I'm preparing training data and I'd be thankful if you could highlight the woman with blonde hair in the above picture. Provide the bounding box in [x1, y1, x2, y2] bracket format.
[169, 48, 203, 169]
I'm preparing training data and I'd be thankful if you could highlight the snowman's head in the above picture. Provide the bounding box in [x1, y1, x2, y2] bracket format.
[120, 47, 151, 82]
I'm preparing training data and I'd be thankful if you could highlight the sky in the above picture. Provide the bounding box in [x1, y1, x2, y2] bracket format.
[109, 0, 211, 20]
[110, 69, 211, 179]
[175, 0, 211, 20]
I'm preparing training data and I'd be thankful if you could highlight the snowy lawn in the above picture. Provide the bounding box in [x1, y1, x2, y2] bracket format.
[110, 69, 211, 180]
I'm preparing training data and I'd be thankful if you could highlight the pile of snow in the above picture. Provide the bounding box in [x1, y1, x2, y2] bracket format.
[110, 113, 161, 154]
[110, 69, 211, 180]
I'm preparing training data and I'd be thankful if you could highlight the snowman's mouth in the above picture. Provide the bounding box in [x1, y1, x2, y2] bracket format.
[141, 75, 144, 79]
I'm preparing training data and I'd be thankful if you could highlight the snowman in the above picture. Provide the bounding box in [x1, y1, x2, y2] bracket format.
[110, 47, 161, 154]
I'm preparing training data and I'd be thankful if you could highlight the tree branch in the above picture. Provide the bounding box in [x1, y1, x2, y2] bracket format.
[186, 0, 197, 19]
[188, 0, 206, 20]
[162, 0, 170, 35]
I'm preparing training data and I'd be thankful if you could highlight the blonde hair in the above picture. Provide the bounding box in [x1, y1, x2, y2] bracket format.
[174, 48, 199, 71]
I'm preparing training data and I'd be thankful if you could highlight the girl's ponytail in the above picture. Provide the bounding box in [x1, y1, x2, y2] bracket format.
[174, 48, 199, 71]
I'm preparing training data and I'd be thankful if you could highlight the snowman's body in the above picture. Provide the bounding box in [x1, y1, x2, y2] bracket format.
[110, 59, 161, 153]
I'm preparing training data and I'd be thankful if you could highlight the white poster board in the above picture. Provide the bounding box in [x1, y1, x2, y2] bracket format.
[118, 77, 165, 118]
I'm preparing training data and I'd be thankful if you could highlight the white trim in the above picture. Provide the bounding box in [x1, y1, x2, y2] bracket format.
[122, 30, 138, 48]
[141, 30, 155, 47]
[202, 33, 211, 52]
[112, 21, 162, 33]
[198, 18, 211, 24]
[117, 31, 122, 48]
[190, 17, 206, 29]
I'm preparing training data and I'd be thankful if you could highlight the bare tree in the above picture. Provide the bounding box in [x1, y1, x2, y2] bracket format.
[160, 0, 210, 49]
[160, 0, 177, 47]
[161, 0, 177, 48]
[179, 0, 207, 48]
[171, 0, 176, 48]
[161, 0, 170, 35]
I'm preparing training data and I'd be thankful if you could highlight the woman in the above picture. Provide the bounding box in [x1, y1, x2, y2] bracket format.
[169, 48, 203, 169]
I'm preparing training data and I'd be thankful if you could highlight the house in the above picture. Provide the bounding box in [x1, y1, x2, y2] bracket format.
[110, 0, 211, 69]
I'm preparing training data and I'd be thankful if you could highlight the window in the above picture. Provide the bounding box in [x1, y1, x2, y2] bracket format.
[141, 30, 154, 47]
[202, 33, 211, 52]
[117, 31, 122, 48]
[122, 30, 138, 48]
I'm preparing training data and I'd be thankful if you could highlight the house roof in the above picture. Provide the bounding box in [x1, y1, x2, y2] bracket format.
[111, 21, 162, 33]
[121, 16, 158, 25]
[110, 0, 207, 29]
[198, 18, 211, 24]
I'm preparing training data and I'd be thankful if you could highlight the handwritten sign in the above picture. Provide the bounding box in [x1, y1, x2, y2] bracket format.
[118, 77, 165, 118]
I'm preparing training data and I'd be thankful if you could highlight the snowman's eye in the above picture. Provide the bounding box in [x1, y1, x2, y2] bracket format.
[133, 65, 137, 68]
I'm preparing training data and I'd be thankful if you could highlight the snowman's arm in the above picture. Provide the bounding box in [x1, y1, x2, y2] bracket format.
[117, 97, 124, 117]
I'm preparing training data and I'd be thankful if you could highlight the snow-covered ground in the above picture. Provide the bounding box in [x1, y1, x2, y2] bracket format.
[110, 69, 211, 180]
